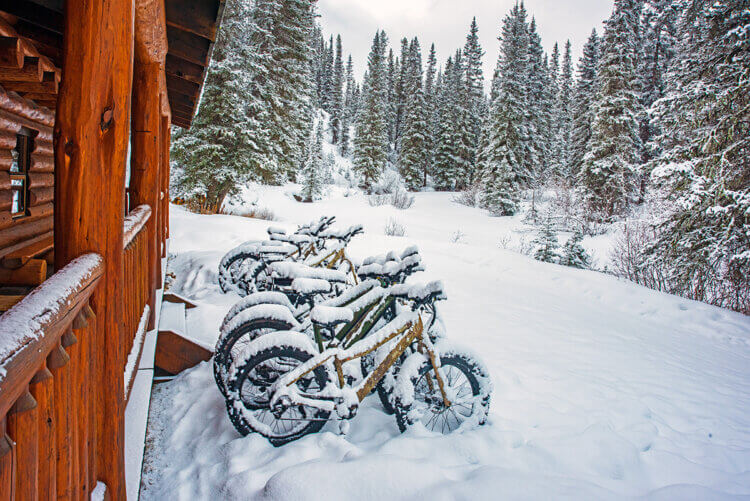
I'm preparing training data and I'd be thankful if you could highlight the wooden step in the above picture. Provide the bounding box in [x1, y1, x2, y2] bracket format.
[155, 301, 212, 374]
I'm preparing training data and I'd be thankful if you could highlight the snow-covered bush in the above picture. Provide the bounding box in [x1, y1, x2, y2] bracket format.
[384, 218, 406, 237]
[452, 183, 482, 208]
[609, 221, 668, 292]
[450, 230, 466, 244]
[391, 189, 415, 210]
[532, 216, 560, 263]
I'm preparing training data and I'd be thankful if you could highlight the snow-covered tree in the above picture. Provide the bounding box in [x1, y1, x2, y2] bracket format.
[570, 29, 600, 176]
[646, 0, 750, 313]
[561, 230, 591, 268]
[172, 0, 259, 211]
[480, 2, 530, 207]
[330, 35, 345, 144]
[526, 17, 553, 183]
[353, 31, 390, 190]
[398, 86, 430, 190]
[463, 18, 486, 181]
[554, 40, 574, 178]
[533, 216, 560, 263]
[578, 0, 643, 221]
[299, 123, 324, 202]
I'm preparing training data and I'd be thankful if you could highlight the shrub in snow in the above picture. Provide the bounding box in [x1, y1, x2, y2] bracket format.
[298, 124, 325, 203]
[390, 189, 415, 210]
[532, 216, 560, 263]
[384, 218, 406, 237]
[452, 183, 482, 208]
[560, 230, 591, 269]
[450, 230, 466, 244]
[371, 168, 404, 195]
[609, 221, 668, 292]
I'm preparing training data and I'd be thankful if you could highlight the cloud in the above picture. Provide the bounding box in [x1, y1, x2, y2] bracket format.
[317, 0, 614, 88]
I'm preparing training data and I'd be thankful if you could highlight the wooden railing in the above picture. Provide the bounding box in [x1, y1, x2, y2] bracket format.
[122, 204, 152, 402]
[0, 254, 103, 499]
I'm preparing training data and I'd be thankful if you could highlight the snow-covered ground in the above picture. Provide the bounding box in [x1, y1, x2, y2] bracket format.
[141, 186, 750, 500]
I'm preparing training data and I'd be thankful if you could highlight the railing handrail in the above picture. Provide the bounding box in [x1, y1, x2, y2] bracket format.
[123, 204, 152, 249]
[0, 254, 103, 417]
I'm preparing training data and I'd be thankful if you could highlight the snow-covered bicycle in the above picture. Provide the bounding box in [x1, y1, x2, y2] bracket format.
[223, 280, 492, 446]
[213, 246, 427, 400]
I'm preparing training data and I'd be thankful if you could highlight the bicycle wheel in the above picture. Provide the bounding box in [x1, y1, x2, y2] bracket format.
[227, 333, 332, 446]
[393, 349, 491, 434]
[213, 318, 295, 399]
[219, 251, 258, 296]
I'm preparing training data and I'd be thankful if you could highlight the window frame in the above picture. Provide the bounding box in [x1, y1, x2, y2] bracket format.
[10, 128, 35, 219]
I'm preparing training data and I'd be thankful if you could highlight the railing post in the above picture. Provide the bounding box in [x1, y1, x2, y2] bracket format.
[0, 418, 13, 501]
[29, 365, 55, 500]
[7, 389, 37, 500]
[54, 0, 134, 496]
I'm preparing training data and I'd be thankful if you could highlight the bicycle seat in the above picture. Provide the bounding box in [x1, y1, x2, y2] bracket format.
[310, 305, 354, 329]
[390, 281, 446, 305]
[266, 226, 287, 236]
[291, 277, 332, 295]
[269, 261, 348, 283]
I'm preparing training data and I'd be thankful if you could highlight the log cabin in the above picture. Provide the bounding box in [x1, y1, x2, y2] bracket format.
[0, 0, 225, 498]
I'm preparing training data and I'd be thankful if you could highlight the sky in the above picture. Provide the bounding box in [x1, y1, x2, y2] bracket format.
[317, 0, 615, 87]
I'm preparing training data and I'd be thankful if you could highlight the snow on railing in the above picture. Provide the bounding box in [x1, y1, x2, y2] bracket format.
[0, 254, 103, 390]
[123, 204, 152, 249]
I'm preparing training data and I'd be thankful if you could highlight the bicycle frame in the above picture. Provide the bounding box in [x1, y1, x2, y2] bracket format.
[269, 311, 451, 416]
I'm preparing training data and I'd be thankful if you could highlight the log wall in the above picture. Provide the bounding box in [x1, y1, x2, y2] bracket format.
[0, 86, 55, 261]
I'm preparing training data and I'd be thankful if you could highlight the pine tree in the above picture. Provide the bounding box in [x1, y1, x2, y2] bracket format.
[578, 0, 643, 221]
[398, 86, 430, 190]
[533, 216, 560, 263]
[422, 43, 438, 185]
[570, 29, 600, 176]
[300, 122, 324, 202]
[386, 48, 399, 149]
[554, 40, 574, 178]
[462, 18, 486, 182]
[340, 55, 355, 156]
[646, 0, 750, 313]
[321, 35, 334, 112]
[172, 0, 256, 211]
[480, 2, 529, 211]
[561, 230, 591, 268]
[330, 35, 345, 144]
[353, 31, 389, 191]
[526, 17, 552, 184]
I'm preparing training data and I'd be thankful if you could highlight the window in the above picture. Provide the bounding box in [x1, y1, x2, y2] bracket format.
[10, 130, 34, 219]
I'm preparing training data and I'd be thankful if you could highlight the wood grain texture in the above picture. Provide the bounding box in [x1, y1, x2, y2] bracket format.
[54, 0, 134, 496]
[8, 388, 39, 501]
[0, 258, 46, 285]
[29, 366, 55, 501]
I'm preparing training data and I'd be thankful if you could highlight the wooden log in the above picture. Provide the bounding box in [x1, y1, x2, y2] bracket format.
[0, 419, 14, 501]
[29, 172, 54, 188]
[1, 78, 57, 95]
[0, 56, 42, 82]
[0, 150, 12, 170]
[30, 366, 55, 501]
[55, 0, 134, 496]
[29, 153, 54, 172]
[0, 131, 17, 149]
[29, 186, 54, 205]
[2, 232, 53, 261]
[7, 388, 39, 501]
[0, 258, 47, 286]
[131, 57, 162, 330]
[0, 212, 10, 231]
[0, 294, 24, 312]
[27, 202, 53, 220]
[0, 191, 10, 212]
[0, 216, 53, 250]
[32, 139, 54, 157]
[0, 37, 23, 68]
[0, 94, 55, 131]
[0, 171, 8, 190]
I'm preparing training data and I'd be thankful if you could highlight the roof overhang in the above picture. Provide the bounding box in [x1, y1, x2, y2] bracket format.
[0, 0, 225, 128]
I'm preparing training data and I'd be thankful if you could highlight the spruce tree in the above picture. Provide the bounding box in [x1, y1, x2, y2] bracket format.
[463, 18, 486, 182]
[578, 0, 643, 221]
[330, 35, 345, 144]
[570, 29, 600, 176]
[561, 230, 591, 269]
[647, 0, 750, 313]
[353, 31, 389, 191]
[480, 2, 528, 211]
[300, 122, 324, 202]
[533, 216, 560, 263]
[172, 0, 256, 211]
[554, 40, 574, 178]
[398, 86, 430, 190]
[526, 17, 552, 184]
[340, 55, 355, 156]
